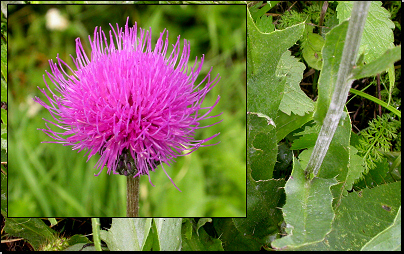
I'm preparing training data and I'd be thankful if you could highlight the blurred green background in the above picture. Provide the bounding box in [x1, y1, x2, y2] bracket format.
[8, 4, 246, 217]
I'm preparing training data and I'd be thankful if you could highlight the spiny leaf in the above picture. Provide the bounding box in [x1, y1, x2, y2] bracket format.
[213, 218, 262, 251]
[247, 7, 304, 180]
[247, 8, 304, 118]
[295, 181, 401, 250]
[3, 218, 57, 251]
[341, 146, 366, 196]
[271, 158, 337, 250]
[278, 50, 314, 116]
[361, 206, 401, 251]
[247, 113, 277, 180]
[233, 175, 285, 241]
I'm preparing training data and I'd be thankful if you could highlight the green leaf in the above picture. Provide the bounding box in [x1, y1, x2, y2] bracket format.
[153, 218, 182, 251]
[275, 110, 313, 143]
[1, 42, 6, 83]
[336, 1, 395, 64]
[301, 32, 325, 70]
[196, 218, 212, 234]
[1, 170, 6, 215]
[298, 132, 366, 202]
[296, 111, 351, 179]
[4, 218, 57, 251]
[247, 111, 276, 127]
[143, 219, 159, 251]
[247, 113, 277, 180]
[361, 206, 401, 251]
[249, 1, 273, 22]
[314, 21, 348, 124]
[181, 219, 223, 251]
[381, 151, 401, 181]
[233, 175, 285, 242]
[338, 1, 398, 112]
[278, 50, 314, 116]
[341, 146, 366, 195]
[247, 9, 304, 118]
[213, 218, 262, 251]
[247, 7, 304, 180]
[271, 158, 338, 250]
[356, 114, 401, 172]
[1, 78, 6, 104]
[48, 218, 57, 226]
[256, 15, 275, 33]
[352, 45, 401, 80]
[353, 159, 390, 189]
[297, 110, 357, 208]
[99, 218, 152, 251]
[296, 181, 401, 250]
[1, 119, 7, 153]
[291, 124, 320, 150]
[63, 235, 92, 251]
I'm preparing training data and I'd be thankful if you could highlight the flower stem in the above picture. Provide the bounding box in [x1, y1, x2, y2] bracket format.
[91, 218, 102, 251]
[126, 176, 140, 217]
[305, 1, 371, 178]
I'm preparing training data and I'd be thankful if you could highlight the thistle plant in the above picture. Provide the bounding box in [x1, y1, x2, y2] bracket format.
[34, 17, 222, 216]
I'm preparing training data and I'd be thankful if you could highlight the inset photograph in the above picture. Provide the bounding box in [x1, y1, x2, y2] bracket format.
[7, 3, 246, 217]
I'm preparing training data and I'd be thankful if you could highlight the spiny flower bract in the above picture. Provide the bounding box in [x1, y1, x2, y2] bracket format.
[34, 17, 222, 191]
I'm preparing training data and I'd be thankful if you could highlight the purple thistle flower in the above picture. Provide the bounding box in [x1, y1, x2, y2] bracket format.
[34, 17, 222, 191]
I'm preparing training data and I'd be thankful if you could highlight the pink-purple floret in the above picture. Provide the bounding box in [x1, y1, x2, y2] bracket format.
[34, 17, 222, 191]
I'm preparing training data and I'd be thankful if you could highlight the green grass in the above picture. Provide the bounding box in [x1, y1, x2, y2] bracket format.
[8, 4, 246, 217]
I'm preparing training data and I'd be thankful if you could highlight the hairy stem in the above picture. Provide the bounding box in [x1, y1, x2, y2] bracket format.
[91, 218, 102, 251]
[127, 176, 140, 217]
[305, 1, 371, 177]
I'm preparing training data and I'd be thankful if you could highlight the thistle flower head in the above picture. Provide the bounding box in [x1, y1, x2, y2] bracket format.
[34, 17, 222, 191]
